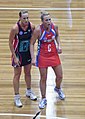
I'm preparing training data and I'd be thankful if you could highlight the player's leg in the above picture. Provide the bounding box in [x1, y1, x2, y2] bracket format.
[52, 65, 65, 100]
[39, 67, 47, 109]
[13, 67, 22, 107]
[24, 64, 37, 100]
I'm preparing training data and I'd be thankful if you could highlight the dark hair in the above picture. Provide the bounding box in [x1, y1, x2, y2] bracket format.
[19, 10, 28, 17]
[40, 10, 50, 21]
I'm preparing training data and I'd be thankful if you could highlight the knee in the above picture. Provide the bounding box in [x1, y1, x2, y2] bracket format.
[57, 74, 63, 80]
[40, 75, 47, 82]
[25, 72, 31, 77]
[40, 78, 46, 85]
[40, 75, 47, 84]
[14, 72, 21, 80]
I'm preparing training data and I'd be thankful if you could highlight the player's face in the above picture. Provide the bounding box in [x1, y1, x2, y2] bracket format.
[43, 15, 51, 29]
[20, 13, 29, 26]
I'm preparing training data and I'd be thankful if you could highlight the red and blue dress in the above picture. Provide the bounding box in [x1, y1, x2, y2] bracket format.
[36, 23, 61, 68]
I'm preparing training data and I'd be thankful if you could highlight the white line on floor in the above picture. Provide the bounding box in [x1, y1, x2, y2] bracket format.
[0, 7, 85, 10]
[0, 113, 68, 119]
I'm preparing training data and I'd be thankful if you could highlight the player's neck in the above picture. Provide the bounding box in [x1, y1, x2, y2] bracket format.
[20, 22, 28, 30]
[43, 25, 50, 31]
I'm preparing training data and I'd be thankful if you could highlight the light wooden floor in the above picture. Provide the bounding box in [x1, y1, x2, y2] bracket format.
[0, 0, 85, 119]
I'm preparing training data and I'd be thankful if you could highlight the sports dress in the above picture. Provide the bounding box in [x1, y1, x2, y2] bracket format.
[12, 21, 32, 67]
[36, 23, 61, 68]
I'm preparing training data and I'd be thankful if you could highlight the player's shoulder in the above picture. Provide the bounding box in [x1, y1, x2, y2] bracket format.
[52, 23, 58, 29]
[10, 23, 18, 34]
[12, 23, 18, 31]
[30, 22, 35, 31]
[32, 25, 41, 38]
[34, 25, 41, 33]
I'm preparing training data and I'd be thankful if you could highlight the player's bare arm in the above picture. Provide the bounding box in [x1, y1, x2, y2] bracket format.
[30, 26, 40, 65]
[55, 25, 62, 54]
[9, 24, 20, 66]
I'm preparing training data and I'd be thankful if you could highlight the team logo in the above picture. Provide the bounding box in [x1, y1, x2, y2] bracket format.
[19, 31, 23, 35]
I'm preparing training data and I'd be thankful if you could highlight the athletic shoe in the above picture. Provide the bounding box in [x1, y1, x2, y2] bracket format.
[26, 89, 37, 101]
[14, 94, 22, 107]
[54, 87, 65, 100]
[39, 98, 47, 109]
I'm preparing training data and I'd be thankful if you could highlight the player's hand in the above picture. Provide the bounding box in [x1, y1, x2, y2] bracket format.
[57, 47, 62, 54]
[31, 58, 36, 66]
[14, 57, 20, 67]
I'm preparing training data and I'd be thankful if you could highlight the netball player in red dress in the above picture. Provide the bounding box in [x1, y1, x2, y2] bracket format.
[30, 11, 65, 109]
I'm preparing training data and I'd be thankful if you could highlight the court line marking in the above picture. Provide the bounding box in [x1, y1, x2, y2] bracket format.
[0, 113, 68, 119]
[0, 7, 85, 10]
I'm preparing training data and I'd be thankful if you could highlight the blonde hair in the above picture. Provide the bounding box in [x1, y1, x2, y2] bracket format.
[40, 10, 50, 21]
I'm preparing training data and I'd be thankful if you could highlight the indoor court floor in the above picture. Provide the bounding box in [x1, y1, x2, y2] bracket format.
[0, 0, 85, 119]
